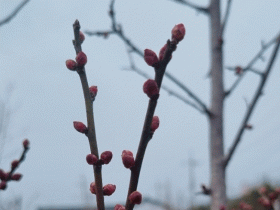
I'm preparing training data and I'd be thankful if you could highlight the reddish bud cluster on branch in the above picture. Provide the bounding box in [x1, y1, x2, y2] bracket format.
[256, 186, 280, 208]
[114, 204, 125, 210]
[122, 150, 135, 169]
[65, 51, 88, 71]
[89, 182, 116, 196]
[86, 154, 98, 165]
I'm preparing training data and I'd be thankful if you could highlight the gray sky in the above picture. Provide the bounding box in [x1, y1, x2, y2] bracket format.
[0, 0, 280, 209]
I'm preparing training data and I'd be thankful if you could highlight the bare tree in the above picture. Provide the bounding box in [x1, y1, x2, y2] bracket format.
[85, 0, 280, 209]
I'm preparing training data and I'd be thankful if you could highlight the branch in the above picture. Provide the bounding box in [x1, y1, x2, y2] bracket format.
[220, 0, 233, 35]
[0, 0, 30, 27]
[223, 36, 280, 168]
[225, 32, 280, 97]
[168, 0, 209, 14]
[71, 20, 105, 210]
[85, 0, 211, 116]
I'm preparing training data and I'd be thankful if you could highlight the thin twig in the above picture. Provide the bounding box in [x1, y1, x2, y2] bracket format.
[223, 36, 280, 167]
[85, 0, 210, 116]
[220, 0, 233, 35]
[168, 0, 209, 14]
[225, 32, 280, 97]
[0, 0, 30, 27]
[72, 20, 105, 210]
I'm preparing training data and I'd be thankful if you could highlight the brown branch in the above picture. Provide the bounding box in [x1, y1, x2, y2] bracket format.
[125, 40, 177, 210]
[0, 0, 30, 27]
[220, 0, 233, 35]
[85, 0, 211, 116]
[223, 36, 280, 168]
[71, 20, 104, 210]
[168, 0, 209, 14]
[225, 32, 280, 97]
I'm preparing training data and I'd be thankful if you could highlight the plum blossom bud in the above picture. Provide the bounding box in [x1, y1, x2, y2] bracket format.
[144, 49, 159, 66]
[114, 204, 125, 210]
[89, 86, 98, 99]
[159, 44, 172, 61]
[129, 191, 142, 204]
[86, 154, 98, 165]
[0, 170, 6, 181]
[11, 160, 19, 169]
[11, 173, 22, 181]
[171, 23, 185, 42]
[66, 59, 77, 71]
[73, 121, 88, 134]
[235, 66, 243, 75]
[143, 79, 159, 98]
[100, 151, 113, 164]
[75, 51, 87, 67]
[122, 150, 135, 169]
[151, 116, 159, 132]
[89, 182, 96, 194]
[103, 184, 116, 196]
[0, 181, 7, 190]
[23, 139, 30, 149]
[79, 31, 85, 42]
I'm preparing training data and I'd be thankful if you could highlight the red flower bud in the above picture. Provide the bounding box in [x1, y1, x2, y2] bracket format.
[89, 182, 96, 194]
[114, 204, 125, 210]
[100, 151, 113, 164]
[11, 160, 19, 169]
[129, 191, 142, 204]
[159, 44, 172, 61]
[86, 154, 98, 165]
[103, 184, 116, 196]
[0, 169, 6, 181]
[144, 49, 159, 66]
[151, 116, 159, 132]
[73, 121, 88, 134]
[235, 66, 243, 75]
[0, 181, 7, 190]
[79, 31, 85, 42]
[89, 86, 98, 99]
[23, 139, 30, 149]
[75, 51, 87, 67]
[171, 23, 185, 42]
[143, 79, 159, 98]
[122, 150, 135, 169]
[11, 173, 22, 181]
[66, 59, 77, 71]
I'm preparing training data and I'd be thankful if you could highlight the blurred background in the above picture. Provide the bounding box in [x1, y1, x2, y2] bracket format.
[0, 0, 280, 209]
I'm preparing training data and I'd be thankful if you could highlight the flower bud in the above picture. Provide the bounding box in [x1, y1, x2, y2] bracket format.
[79, 31, 85, 42]
[129, 191, 142, 204]
[0, 181, 7, 190]
[159, 44, 172, 61]
[73, 121, 88, 134]
[75, 51, 87, 67]
[235, 66, 243, 75]
[258, 197, 271, 208]
[151, 116, 159, 132]
[86, 154, 98, 165]
[89, 86, 98, 99]
[11, 173, 22, 181]
[0, 169, 6, 181]
[122, 150, 135, 169]
[23, 139, 30, 149]
[144, 49, 159, 66]
[66, 59, 77, 71]
[143, 79, 159, 98]
[11, 160, 19, 169]
[103, 184, 116, 196]
[100, 151, 113, 164]
[171, 23, 185, 42]
[114, 204, 125, 210]
[89, 182, 96, 194]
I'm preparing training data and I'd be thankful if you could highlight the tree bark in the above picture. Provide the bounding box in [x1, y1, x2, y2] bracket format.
[209, 0, 227, 209]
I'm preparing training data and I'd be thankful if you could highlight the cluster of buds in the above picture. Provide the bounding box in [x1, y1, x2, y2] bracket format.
[143, 79, 159, 99]
[86, 151, 113, 166]
[257, 186, 280, 208]
[143, 23, 185, 67]
[122, 150, 135, 169]
[0, 139, 29, 190]
[89, 182, 116, 196]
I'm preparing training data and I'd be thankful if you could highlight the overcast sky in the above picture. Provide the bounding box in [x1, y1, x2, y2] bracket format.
[0, 0, 280, 209]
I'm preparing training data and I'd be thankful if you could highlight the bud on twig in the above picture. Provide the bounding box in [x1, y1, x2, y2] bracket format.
[89, 182, 96, 194]
[122, 150, 135, 169]
[0, 170, 6, 181]
[73, 121, 88, 134]
[100, 151, 113, 164]
[129, 191, 142, 204]
[103, 184, 116, 196]
[23, 139, 30, 149]
[143, 79, 159, 99]
[144, 49, 159, 66]
[75, 51, 87, 67]
[0, 181, 7, 190]
[171, 23, 185, 43]
[11, 160, 19, 169]
[159, 44, 172, 61]
[114, 204, 125, 210]
[79, 31, 85, 42]
[89, 86, 98, 100]
[86, 154, 98, 165]
[11, 173, 22, 181]
[66, 59, 77, 71]
[151, 116, 159, 132]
